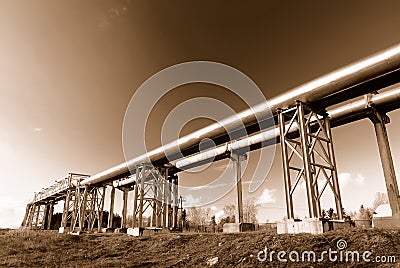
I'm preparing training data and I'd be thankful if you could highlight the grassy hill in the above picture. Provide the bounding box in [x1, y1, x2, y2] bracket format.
[0, 228, 399, 267]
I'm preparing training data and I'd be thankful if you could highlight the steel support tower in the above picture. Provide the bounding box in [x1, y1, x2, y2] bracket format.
[278, 101, 344, 220]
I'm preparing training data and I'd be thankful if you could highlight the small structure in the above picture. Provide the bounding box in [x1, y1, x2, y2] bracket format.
[372, 204, 400, 228]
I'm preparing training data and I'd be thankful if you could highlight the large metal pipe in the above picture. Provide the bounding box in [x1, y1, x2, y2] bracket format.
[175, 85, 400, 170]
[82, 44, 400, 186]
[113, 175, 136, 188]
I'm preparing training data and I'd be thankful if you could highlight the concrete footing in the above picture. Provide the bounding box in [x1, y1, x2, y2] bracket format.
[277, 218, 323, 234]
[127, 227, 143, 236]
[58, 227, 70, 234]
[127, 227, 171, 236]
[114, 228, 127, 233]
[222, 223, 255, 233]
[101, 228, 115, 233]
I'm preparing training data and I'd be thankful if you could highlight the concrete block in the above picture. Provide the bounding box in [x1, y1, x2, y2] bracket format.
[101, 228, 115, 233]
[222, 223, 255, 233]
[58, 227, 70, 234]
[277, 218, 323, 234]
[127, 227, 144, 236]
[114, 228, 127, 233]
[303, 218, 323, 234]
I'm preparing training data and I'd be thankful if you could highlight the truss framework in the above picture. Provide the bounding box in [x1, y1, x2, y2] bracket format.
[132, 164, 178, 229]
[278, 101, 343, 219]
[69, 185, 105, 232]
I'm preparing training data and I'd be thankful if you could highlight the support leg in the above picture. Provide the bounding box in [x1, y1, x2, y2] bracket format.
[370, 109, 400, 218]
[231, 153, 245, 224]
[121, 188, 128, 228]
[46, 202, 54, 230]
[108, 186, 115, 228]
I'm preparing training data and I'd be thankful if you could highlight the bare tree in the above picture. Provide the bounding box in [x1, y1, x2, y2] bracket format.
[243, 198, 259, 224]
[372, 192, 389, 211]
[223, 204, 235, 223]
[186, 207, 210, 226]
[358, 205, 373, 221]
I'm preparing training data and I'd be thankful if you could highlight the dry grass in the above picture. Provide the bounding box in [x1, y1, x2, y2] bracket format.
[0, 228, 399, 267]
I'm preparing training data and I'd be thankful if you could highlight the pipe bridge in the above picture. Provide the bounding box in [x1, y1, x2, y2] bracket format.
[21, 44, 400, 233]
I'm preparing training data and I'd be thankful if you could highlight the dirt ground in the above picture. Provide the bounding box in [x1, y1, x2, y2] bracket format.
[0, 228, 399, 267]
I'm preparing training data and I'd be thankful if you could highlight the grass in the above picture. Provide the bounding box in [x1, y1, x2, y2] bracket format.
[0, 228, 399, 267]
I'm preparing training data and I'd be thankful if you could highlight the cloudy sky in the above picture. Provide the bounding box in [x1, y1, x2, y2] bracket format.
[1, 1, 400, 227]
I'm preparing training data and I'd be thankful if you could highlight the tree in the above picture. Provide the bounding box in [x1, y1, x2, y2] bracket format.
[243, 198, 259, 224]
[358, 205, 373, 221]
[210, 215, 216, 232]
[186, 207, 210, 226]
[178, 209, 187, 230]
[223, 204, 235, 223]
[372, 192, 389, 211]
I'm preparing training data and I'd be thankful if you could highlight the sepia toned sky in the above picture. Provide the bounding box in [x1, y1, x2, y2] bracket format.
[1, 0, 400, 227]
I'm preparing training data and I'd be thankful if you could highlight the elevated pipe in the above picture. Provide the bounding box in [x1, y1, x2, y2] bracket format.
[113, 175, 136, 188]
[175, 85, 400, 170]
[82, 44, 400, 186]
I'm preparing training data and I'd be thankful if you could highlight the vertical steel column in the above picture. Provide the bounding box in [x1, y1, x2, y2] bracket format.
[97, 187, 106, 231]
[21, 203, 32, 227]
[325, 117, 344, 220]
[34, 204, 41, 228]
[163, 168, 170, 228]
[108, 186, 115, 228]
[297, 102, 318, 218]
[278, 109, 295, 219]
[70, 187, 80, 231]
[46, 202, 54, 230]
[138, 165, 146, 228]
[156, 181, 162, 227]
[231, 153, 244, 224]
[28, 204, 36, 228]
[369, 109, 400, 218]
[310, 148, 322, 217]
[61, 190, 71, 228]
[172, 175, 179, 228]
[121, 188, 128, 228]
[41, 204, 49, 230]
[132, 169, 139, 228]
[150, 180, 158, 227]
[79, 186, 89, 231]
[167, 177, 173, 227]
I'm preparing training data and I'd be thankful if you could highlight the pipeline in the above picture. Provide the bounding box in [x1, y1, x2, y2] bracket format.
[82, 44, 400, 186]
[175, 85, 400, 170]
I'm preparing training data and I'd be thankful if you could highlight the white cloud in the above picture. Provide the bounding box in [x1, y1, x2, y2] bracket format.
[295, 173, 365, 192]
[339, 172, 365, 187]
[210, 205, 217, 211]
[183, 194, 201, 207]
[214, 210, 225, 222]
[33, 127, 42, 132]
[256, 188, 276, 204]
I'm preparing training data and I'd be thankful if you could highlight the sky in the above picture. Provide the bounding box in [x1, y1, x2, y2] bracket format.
[1, 0, 400, 227]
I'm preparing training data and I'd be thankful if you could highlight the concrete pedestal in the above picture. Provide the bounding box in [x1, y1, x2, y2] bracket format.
[277, 218, 323, 234]
[58, 227, 70, 234]
[101, 228, 115, 233]
[127, 227, 144, 236]
[114, 228, 127, 233]
[222, 223, 255, 233]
